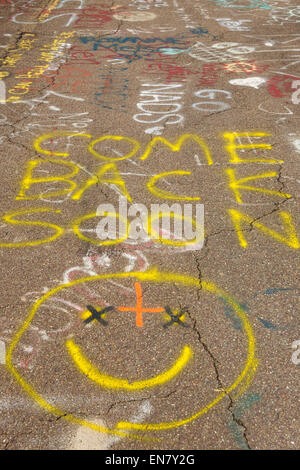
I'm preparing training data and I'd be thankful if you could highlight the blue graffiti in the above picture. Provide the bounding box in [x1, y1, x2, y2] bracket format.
[79, 28, 212, 53]
[93, 67, 129, 113]
[220, 287, 299, 330]
[208, 0, 271, 9]
[228, 393, 261, 450]
[80, 36, 188, 51]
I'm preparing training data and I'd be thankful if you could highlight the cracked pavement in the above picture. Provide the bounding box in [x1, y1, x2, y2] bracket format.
[0, 0, 299, 451]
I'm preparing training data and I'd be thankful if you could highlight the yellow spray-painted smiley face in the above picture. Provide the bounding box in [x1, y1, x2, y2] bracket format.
[7, 269, 257, 439]
[68, 297, 193, 392]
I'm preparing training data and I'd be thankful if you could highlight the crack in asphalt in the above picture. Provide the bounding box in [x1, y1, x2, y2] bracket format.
[184, 305, 252, 449]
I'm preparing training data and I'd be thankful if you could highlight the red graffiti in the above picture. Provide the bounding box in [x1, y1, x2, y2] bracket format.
[196, 61, 270, 87]
[73, 4, 126, 29]
[143, 62, 198, 82]
[266, 74, 299, 98]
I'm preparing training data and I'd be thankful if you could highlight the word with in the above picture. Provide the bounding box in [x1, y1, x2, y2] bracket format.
[208, 0, 271, 9]
[216, 17, 251, 30]
[291, 340, 300, 365]
[134, 82, 185, 133]
[267, 74, 298, 98]
[292, 81, 300, 105]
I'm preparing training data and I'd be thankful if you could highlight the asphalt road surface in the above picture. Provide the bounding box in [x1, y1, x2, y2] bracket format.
[0, 0, 299, 451]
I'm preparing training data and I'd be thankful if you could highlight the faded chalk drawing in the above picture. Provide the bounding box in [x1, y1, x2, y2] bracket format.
[0, 340, 5, 364]
[0, 80, 6, 102]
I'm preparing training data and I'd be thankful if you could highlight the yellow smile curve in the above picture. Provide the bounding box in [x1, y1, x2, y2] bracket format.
[66, 339, 193, 391]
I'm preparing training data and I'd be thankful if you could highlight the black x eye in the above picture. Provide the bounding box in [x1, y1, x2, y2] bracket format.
[163, 306, 189, 329]
[84, 305, 114, 326]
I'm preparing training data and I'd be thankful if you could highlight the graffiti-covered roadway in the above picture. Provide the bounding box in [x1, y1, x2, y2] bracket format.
[0, 0, 299, 450]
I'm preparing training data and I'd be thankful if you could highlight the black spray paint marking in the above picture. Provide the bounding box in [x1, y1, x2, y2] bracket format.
[84, 305, 114, 326]
[163, 306, 189, 328]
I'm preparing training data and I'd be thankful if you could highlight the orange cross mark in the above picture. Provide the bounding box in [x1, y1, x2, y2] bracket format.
[117, 282, 164, 328]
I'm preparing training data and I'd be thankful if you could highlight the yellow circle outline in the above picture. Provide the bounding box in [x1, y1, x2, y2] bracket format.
[34, 132, 92, 157]
[1, 208, 64, 248]
[88, 136, 140, 161]
[72, 211, 129, 246]
[148, 212, 204, 247]
[147, 171, 201, 201]
[7, 269, 257, 436]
